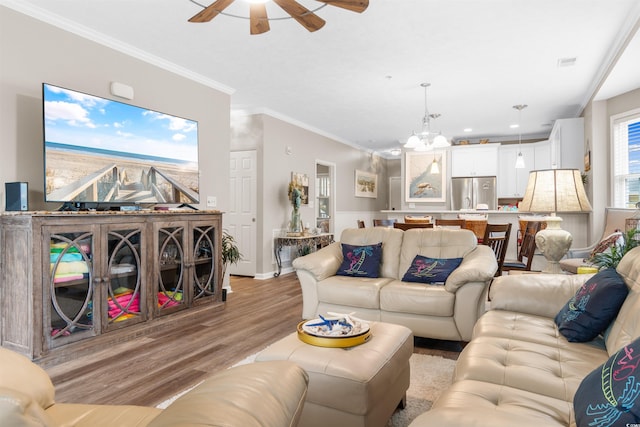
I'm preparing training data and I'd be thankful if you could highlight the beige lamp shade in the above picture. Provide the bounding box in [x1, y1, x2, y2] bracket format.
[519, 169, 592, 214]
[518, 169, 591, 274]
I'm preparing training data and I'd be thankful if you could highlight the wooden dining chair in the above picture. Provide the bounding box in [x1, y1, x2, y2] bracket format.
[434, 219, 467, 229]
[373, 219, 397, 227]
[393, 222, 434, 231]
[502, 221, 541, 273]
[357, 220, 365, 228]
[482, 223, 512, 276]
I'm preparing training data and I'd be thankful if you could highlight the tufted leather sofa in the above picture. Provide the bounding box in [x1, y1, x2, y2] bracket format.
[409, 246, 640, 427]
[0, 348, 309, 427]
[292, 227, 498, 342]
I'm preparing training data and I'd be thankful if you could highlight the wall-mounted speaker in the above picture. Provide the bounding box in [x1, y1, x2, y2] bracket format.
[5, 182, 28, 211]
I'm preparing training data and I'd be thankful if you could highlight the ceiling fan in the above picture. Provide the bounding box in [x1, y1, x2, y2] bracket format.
[188, 0, 369, 35]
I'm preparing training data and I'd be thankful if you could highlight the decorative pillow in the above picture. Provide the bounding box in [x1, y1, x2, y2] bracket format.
[574, 336, 640, 427]
[588, 231, 623, 259]
[336, 243, 382, 278]
[554, 268, 628, 342]
[401, 255, 463, 284]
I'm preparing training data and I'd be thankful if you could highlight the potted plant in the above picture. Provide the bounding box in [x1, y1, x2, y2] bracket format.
[589, 228, 640, 270]
[221, 230, 242, 293]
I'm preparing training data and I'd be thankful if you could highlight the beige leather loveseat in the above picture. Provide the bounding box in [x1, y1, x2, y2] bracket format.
[0, 347, 309, 427]
[409, 246, 640, 427]
[293, 227, 498, 342]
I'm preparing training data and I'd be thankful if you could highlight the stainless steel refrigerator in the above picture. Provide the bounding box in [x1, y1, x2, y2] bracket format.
[450, 176, 497, 210]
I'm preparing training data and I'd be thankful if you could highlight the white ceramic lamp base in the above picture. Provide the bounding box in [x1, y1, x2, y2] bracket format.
[534, 215, 573, 274]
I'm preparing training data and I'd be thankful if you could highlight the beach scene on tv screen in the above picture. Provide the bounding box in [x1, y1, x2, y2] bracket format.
[43, 84, 199, 205]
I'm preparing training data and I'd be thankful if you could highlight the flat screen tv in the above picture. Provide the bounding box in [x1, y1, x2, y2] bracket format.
[42, 83, 200, 209]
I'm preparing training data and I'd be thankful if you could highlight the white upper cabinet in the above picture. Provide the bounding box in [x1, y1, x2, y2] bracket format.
[497, 144, 534, 198]
[534, 140, 552, 170]
[450, 144, 499, 177]
[549, 118, 584, 170]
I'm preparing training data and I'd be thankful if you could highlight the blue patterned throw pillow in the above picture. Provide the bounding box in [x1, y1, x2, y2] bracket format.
[574, 336, 640, 427]
[401, 255, 462, 284]
[554, 268, 628, 342]
[336, 242, 383, 278]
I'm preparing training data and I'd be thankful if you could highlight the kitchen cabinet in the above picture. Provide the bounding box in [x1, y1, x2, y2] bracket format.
[534, 140, 552, 170]
[498, 144, 534, 198]
[549, 118, 584, 170]
[450, 144, 499, 177]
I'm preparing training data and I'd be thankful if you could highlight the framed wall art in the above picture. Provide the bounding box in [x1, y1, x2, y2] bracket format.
[405, 150, 447, 203]
[291, 172, 309, 205]
[354, 170, 377, 198]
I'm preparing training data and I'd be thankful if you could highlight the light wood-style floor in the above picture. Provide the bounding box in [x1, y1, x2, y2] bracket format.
[43, 273, 462, 407]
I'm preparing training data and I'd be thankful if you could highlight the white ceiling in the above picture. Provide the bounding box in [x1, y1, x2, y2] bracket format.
[4, 0, 640, 158]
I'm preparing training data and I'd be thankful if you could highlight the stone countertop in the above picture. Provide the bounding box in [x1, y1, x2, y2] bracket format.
[380, 210, 588, 215]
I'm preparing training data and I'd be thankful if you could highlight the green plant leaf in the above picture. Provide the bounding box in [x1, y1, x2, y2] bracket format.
[588, 228, 640, 269]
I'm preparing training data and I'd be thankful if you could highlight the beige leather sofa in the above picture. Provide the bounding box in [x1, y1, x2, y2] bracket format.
[0, 347, 309, 427]
[293, 227, 498, 342]
[409, 246, 640, 427]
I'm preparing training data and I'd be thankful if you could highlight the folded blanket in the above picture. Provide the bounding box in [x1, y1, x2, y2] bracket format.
[53, 273, 85, 284]
[50, 242, 90, 254]
[50, 252, 84, 263]
[51, 261, 89, 274]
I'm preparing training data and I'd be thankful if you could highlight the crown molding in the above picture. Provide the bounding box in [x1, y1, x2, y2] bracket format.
[0, 0, 235, 95]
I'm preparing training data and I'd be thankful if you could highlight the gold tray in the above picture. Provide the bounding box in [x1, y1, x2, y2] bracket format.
[296, 321, 371, 348]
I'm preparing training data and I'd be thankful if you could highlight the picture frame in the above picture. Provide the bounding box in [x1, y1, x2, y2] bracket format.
[584, 150, 591, 172]
[405, 151, 447, 203]
[291, 172, 309, 205]
[354, 170, 378, 198]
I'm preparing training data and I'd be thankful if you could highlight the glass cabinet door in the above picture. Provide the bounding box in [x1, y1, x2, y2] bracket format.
[192, 224, 217, 302]
[47, 230, 95, 348]
[156, 225, 186, 314]
[104, 226, 145, 330]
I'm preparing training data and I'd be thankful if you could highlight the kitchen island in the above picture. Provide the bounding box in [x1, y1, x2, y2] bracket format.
[380, 210, 590, 268]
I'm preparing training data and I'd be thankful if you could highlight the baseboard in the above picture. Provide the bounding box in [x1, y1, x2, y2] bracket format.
[254, 267, 294, 280]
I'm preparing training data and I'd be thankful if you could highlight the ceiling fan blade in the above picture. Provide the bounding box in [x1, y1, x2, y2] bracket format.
[315, 0, 369, 13]
[250, 3, 270, 34]
[188, 0, 236, 23]
[273, 0, 326, 32]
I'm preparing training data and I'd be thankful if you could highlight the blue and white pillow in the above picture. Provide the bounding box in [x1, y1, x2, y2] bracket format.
[574, 336, 640, 427]
[555, 268, 628, 342]
[336, 242, 383, 278]
[402, 255, 462, 284]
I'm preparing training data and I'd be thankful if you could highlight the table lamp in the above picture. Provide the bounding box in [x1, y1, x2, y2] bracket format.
[518, 169, 592, 273]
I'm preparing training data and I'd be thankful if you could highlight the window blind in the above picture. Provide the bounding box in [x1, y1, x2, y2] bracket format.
[613, 111, 640, 207]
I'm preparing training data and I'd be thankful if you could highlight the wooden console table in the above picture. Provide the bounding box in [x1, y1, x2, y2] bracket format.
[274, 233, 334, 277]
[0, 210, 224, 361]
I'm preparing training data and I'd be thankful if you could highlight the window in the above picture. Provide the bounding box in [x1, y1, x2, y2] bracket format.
[613, 109, 640, 208]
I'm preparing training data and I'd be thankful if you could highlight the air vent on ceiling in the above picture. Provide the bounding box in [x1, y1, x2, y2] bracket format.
[557, 57, 577, 67]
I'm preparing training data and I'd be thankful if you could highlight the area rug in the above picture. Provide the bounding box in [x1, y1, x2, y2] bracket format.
[386, 354, 455, 427]
[157, 352, 455, 427]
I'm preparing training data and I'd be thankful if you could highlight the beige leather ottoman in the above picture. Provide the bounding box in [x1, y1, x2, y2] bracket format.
[255, 321, 413, 427]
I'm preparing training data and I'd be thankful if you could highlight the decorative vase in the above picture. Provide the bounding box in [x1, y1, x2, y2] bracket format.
[290, 206, 302, 233]
[289, 187, 303, 233]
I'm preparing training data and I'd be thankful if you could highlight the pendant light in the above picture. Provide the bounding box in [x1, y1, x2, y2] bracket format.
[430, 156, 440, 174]
[513, 104, 527, 169]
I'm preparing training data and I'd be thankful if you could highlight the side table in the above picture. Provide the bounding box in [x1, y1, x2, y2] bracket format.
[274, 233, 334, 277]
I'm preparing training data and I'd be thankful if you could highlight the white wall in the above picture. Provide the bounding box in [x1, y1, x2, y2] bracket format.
[231, 113, 390, 276]
[0, 6, 231, 212]
[583, 87, 640, 240]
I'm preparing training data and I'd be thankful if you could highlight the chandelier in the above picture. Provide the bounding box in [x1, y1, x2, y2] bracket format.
[404, 83, 450, 151]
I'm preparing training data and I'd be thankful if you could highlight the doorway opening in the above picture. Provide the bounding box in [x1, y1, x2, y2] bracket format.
[315, 160, 335, 233]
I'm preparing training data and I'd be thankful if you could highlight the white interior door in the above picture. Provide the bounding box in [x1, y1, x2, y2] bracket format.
[227, 150, 257, 277]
